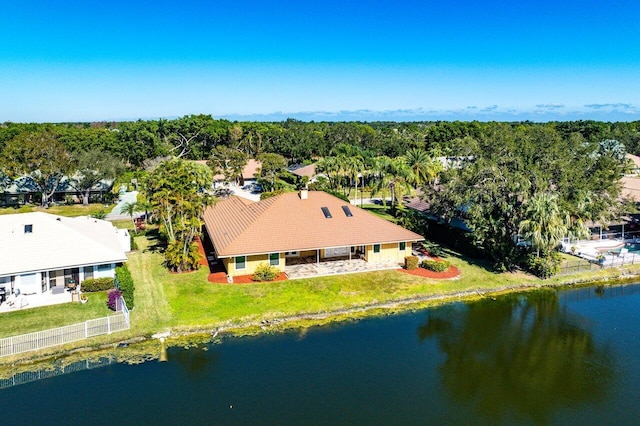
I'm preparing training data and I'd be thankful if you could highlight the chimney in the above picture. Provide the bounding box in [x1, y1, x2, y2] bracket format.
[300, 189, 309, 200]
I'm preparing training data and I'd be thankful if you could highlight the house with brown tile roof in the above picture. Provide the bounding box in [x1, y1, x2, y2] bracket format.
[193, 159, 262, 185]
[202, 190, 423, 277]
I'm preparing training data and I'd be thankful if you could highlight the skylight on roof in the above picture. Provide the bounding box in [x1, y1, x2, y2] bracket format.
[321, 207, 332, 218]
[341, 206, 353, 217]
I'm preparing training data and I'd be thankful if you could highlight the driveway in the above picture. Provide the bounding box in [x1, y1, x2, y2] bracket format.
[106, 191, 141, 221]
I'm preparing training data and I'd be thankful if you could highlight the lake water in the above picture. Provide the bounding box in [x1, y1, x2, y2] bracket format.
[2, 284, 640, 425]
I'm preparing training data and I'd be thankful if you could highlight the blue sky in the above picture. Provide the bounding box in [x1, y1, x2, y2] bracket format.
[1, 0, 639, 122]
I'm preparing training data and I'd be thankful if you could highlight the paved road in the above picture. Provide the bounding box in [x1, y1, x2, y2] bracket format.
[106, 191, 142, 221]
[349, 197, 392, 206]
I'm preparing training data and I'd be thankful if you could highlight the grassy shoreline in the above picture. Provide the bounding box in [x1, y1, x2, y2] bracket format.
[2, 233, 640, 367]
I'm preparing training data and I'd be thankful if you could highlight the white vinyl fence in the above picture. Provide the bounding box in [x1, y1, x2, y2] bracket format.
[0, 296, 130, 358]
[0, 357, 115, 390]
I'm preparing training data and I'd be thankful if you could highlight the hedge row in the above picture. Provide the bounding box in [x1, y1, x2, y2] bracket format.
[116, 264, 135, 309]
[421, 259, 451, 272]
[82, 277, 114, 292]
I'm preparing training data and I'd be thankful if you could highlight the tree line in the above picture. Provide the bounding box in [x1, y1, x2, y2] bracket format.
[1, 116, 639, 168]
[0, 116, 636, 275]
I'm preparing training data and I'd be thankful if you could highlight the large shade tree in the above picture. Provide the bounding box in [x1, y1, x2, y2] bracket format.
[207, 146, 248, 185]
[257, 153, 287, 192]
[145, 158, 215, 272]
[72, 148, 124, 205]
[428, 125, 626, 271]
[1, 130, 73, 206]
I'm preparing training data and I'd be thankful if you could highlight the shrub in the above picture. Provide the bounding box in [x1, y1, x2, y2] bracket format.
[81, 277, 114, 292]
[164, 240, 201, 272]
[421, 259, 451, 272]
[91, 209, 107, 219]
[129, 231, 138, 250]
[404, 255, 419, 270]
[252, 263, 280, 282]
[116, 264, 135, 309]
[526, 253, 561, 279]
[107, 289, 123, 311]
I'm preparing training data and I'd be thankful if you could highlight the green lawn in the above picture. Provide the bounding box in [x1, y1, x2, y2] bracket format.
[0, 292, 110, 339]
[361, 204, 398, 223]
[0, 204, 115, 217]
[127, 236, 539, 333]
[4, 232, 640, 353]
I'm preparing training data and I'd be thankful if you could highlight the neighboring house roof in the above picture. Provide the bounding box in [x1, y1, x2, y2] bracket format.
[621, 176, 640, 203]
[203, 191, 424, 258]
[195, 159, 262, 181]
[627, 153, 640, 171]
[288, 163, 317, 179]
[0, 212, 128, 277]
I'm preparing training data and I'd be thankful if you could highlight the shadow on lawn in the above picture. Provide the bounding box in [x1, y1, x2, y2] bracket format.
[422, 240, 501, 274]
[141, 228, 165, 253]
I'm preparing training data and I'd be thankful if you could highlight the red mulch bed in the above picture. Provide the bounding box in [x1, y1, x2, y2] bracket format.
[398, 265, 461, 279]
[207, 271, 288, 284]
[194, 236, 209, 267]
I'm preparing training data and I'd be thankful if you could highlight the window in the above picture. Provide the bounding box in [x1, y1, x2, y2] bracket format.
[236, 256, 246, 270]
[341, 205, 353, 217]
[24, 224, 33, 233]
[399, 242, 406, 251]
[285, 251, 299, 257]
[269, 253, 279, 266]
[321, 207, 332, 218]
[373, 244, 381, 253]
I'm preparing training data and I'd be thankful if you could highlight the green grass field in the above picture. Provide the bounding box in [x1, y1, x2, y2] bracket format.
[4, 231, 640, 358]
[0, 292, 110, 339]
[0, 203, 114, 217]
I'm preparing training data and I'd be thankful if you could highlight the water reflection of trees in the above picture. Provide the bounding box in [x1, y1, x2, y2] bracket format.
[418, 291, 614, 424]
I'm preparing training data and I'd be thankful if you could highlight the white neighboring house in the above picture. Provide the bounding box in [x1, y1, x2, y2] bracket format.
[0, 212, 129, 299]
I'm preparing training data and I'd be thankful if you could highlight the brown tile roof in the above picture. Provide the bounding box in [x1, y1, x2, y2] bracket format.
[203, 191, 424, 257]
[193, 159, 261, 181]
[289, 164, 317, 179]
[627, 153, 640, 169]
[621, 176, 640, 203]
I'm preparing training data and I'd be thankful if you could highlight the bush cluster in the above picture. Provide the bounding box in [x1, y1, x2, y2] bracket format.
[404, 255, 419, 270]
[107, 289, 123, 311]
[116, 264, 135, 309]
[81, 277, 114, 292]
[421, 259, 451, 272]
[525, 253, 561, 279]
[252, 263, 281, 282]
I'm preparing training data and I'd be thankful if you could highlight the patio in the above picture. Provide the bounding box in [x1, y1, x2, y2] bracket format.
[285, 258, 402, 279]
[0, 289, 73, 313]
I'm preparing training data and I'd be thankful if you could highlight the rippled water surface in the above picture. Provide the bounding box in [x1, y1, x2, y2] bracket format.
[2, 284, 640, 425]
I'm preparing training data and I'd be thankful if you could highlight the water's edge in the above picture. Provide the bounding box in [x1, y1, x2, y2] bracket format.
[2, 272, 638, 374]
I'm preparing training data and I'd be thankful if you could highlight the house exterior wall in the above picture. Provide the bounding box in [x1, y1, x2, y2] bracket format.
[94, 263, 116, 279]
[299, 250, 316, 258]
[226, 253, 285, 277]
[1, 263, 118, 295]
[365, 242, 411, 263]
[223, 242, 413, 277]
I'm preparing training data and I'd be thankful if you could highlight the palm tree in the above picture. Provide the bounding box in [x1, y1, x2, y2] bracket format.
[316, 156, 340, 190]
[519, 193, 568, 257]
[120, 201, 139, 232]
[342, 154, 364, 202]
[371, 156, 413, 209]
[403, 148, 444, 187]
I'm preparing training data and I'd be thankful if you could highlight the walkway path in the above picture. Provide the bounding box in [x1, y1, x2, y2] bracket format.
[105, 191, 141, 221]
